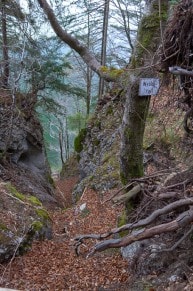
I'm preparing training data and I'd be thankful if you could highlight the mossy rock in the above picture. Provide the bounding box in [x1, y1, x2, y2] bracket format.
[117, 210, 129, 237]
[6, 183, 26, 201]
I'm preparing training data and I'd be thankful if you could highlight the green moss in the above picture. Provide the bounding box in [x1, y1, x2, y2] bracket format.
[93, 138, 100, 146]
[120, 171, 128, 185]
[120, 161, 143, 184]
[31, 221, 44, 231]
[102, 152, 112, 164]
[117, 210, 129, 237]
[35, 208, 50, 221]
[131, 2, 168, 68]
[6, 183, 26, 201]
[18, 220, 44, 254]
[27, 196, 42, 206]
[106, 105, 113, 115]
[125, 128, 134, 139]
[100, 66, 124, 79]
[76, 153, 81, 162]
[74, 128, 87, 153]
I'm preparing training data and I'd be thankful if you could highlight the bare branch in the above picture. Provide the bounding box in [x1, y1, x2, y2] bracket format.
[74, 198, 193, 256]
[159, 225, 193, 252]
[37, 0, 116, 82]
[169, 66, 193, 77]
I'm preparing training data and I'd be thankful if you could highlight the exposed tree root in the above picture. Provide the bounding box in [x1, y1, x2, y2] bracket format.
[74, 194, 193, 257]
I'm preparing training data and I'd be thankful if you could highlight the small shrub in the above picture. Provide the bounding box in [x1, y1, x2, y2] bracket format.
[74, 128, 87, 153]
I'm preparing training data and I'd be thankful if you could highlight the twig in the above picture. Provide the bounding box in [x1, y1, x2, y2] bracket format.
[158, 225, 193, 253]
[163, 179, 189, 190]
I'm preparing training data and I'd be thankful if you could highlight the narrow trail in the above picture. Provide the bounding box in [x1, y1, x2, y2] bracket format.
[1, 177, 129, 290]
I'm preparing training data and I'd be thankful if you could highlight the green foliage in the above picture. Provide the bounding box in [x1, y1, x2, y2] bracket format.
[74, 128, 87, 153]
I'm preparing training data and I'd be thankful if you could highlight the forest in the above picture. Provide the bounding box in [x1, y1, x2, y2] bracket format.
[2, 0, 193, 290]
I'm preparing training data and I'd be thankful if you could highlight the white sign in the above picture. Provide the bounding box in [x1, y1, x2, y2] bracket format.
[139, 78, 160, 96]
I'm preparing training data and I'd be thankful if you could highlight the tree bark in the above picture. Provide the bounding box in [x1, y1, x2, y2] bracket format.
[120, 0, 169, 183]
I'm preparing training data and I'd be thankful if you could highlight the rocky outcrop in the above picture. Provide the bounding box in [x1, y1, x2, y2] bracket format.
[0, 89, 57, 206]
[0, 89, 59, 262]
[73, 93, 124, 199]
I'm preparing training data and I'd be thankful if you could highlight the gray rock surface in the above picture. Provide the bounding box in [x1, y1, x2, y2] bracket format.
[0, 91, 58, 263]
[73, 98, 124, 199]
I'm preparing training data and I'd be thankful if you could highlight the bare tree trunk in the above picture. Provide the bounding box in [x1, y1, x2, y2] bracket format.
[86, 65, 91, 115]
[1, 0, 9, 88]
[98, 0, 110, 99]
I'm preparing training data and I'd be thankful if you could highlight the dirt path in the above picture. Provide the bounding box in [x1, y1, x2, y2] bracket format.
[0, 177, 129, 290]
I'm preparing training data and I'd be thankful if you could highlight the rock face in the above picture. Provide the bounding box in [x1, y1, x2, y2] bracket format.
[0, 90, 57, 206]
[0, 89, 58, 262]
[73, 93, 124, 199]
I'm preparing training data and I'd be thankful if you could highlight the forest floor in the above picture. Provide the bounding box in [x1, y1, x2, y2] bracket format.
[0, 176, 130, 290]
[2, 87, 193, 290]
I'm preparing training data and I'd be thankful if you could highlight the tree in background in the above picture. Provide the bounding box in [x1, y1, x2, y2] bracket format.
[109, 0, 144, 66]
[98, 0, 110, 99]
[0, 0, 24, 88]
[37, 0, 169, 182]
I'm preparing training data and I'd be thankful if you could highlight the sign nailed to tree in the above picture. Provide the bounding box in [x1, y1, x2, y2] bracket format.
[139, 78, 160, 96]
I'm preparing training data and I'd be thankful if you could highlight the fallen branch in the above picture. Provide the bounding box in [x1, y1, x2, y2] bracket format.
[74, 198, 193, 255]
[86, 209, 193, 257]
